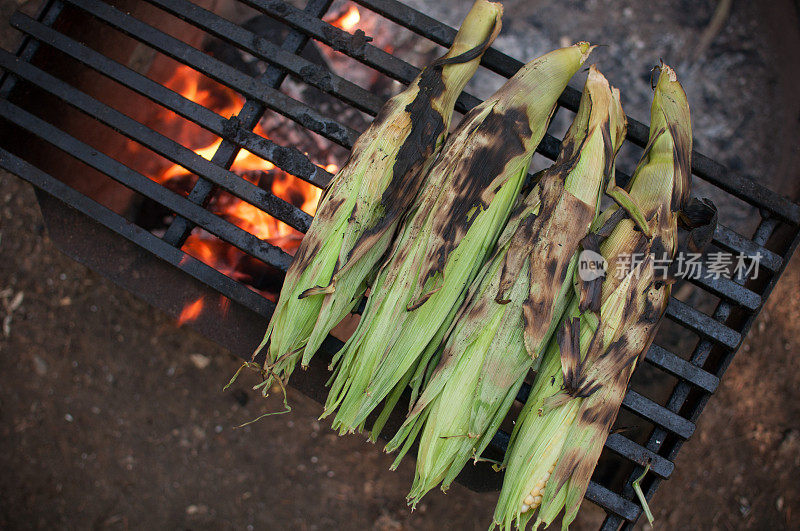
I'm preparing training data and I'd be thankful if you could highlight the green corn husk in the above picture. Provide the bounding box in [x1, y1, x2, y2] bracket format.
[493, 64, 717, 531]
[254, 0, 503, 386]
[322, 42, 596, 436]
[384, 66, 627, 506]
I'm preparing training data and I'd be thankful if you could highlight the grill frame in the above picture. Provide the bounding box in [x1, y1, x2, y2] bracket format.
[1, 0, 798, 528]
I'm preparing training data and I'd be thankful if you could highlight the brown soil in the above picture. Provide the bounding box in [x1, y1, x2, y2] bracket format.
[0, 170, 509, 530]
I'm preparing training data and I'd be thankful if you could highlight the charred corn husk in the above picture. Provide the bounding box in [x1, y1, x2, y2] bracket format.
[493, 64, 717, 531]
[385, 67, 627, 506]
[322, 42, 596, 436]
[255, 0, 503, 385]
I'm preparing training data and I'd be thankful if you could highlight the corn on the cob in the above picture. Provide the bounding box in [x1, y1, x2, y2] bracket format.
[493, 64, 716, 531]
[322, 42, 596, 436]
[384, 66, 627, 506]
[253, 0, 503, 387]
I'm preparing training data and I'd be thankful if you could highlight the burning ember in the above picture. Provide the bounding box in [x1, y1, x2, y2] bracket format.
[137, 2, 403, 316]
[147, 65, 336, 300]
[325, 4, 361, 32]
[178, 296, 205, 325]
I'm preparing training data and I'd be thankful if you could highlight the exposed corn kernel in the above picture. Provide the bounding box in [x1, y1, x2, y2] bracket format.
[524, 495, 535, 505]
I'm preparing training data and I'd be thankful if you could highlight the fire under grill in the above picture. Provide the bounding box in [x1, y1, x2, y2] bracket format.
[2, 0, 799, 528]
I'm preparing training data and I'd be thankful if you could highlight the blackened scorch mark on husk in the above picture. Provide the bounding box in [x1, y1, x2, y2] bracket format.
[601, 120, 615, 183]
[649, 234, 668, 271]
[492, 124, 587, 305]
[292, 196, 346, 272]
[558, 317, 582, 395]
[495, 210, 537, 303]
[565, 321, 605, 398]
[537, 119, 588, 184]
[518, 175, 595, 357]
[596, 208, 626, 239]
[578, 233, 604, 312]
[677, 197, 718, 254]
[579, 398, 619, 433]
[341, 64, 448, 269]
[546, 258, 559, 278]
[668, 121, 692, 212]
[548, 373, 628, 510]
[640, 287, 662, 325]
[418, 107, 532, 291]
[337, 26, 500, 275]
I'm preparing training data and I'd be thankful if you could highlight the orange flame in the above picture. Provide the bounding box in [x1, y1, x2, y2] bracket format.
[219, 295, 231, 318]
[178, 297, 204, 325]
[326, 4, 361, 32]
[147, 62, 328, 294]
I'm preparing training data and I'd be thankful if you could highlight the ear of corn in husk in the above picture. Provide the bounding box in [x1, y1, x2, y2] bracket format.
[383, 66, 627, 506]
[493, 63, 717, 531]
[322, 42, 596, 436]
[252, 0, 503, 387]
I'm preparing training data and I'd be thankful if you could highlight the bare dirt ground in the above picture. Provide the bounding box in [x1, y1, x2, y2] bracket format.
[0, 171, 512, 530]
[1, 0, 799, 530]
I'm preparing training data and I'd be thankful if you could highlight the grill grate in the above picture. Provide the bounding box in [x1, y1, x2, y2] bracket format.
[1, 0, 799, 528]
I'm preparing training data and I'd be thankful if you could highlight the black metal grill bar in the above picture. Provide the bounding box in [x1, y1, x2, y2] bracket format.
[645, 345, 718, 393]
[0, 147, 276, 318]
[162, 0, 334, 249]
[243, 0, 416, 82]
[352, 0, 800, 225]
[604, 433, 674, 478]
[0, 99, 294, 271]
[714, 224, 781, 272]
[69, 0, 783, 288]
[689, 153, 799, 225]
[586, 483, 640, 522]
[9, 12, 335, 191]
[64, 0, 359, 149]
[148, 0, 780, 290]
[141, 0, 781, 296]
[145, 0, 384, 116]
[620, 390, 694, 439]
[238, 0, 567, 169]
[57, 0, 755, 345]
[0, 49, 314, 236]
[664, 298, 740, 350]
[684, 264, 760, 310]
[0, 0, 63, 98]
